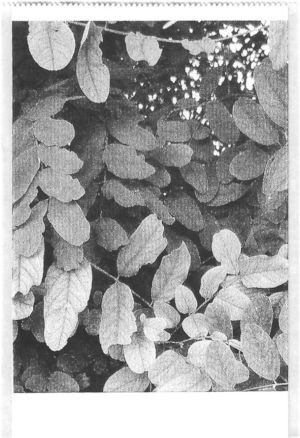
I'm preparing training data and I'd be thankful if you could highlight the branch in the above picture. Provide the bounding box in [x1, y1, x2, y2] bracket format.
[88, 260, 152, 308]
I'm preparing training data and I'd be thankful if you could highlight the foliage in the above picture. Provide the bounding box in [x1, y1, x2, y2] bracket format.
[13, 20, 288, 393]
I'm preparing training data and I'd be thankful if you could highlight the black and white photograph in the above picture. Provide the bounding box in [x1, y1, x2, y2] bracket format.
[11, 18, 289, 395]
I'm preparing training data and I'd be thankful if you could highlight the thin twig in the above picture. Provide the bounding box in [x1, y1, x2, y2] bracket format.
[89, 260, 152, 308]
[243, 382, 288, 392]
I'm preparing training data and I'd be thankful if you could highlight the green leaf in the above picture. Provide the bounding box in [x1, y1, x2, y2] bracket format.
[52, 233, 84, 271]
[27, 22, 75, 71]
[76, 22, 110, 103]
[124, 332, 156, 373]
[12, 291, 35, 320]
[48, 198, 90, 246]
[13, 200, 48, 257]
[180, 162, 208, 193]
[207, 182, 248, 207]
[214, 286, 251, 321]
[276, 333, 288, 364]
[151, 242, 191, 302]
[99, 281, 137, 354]
[107, 119, 158, 151]
[206, 101, 240, 144]
[239, 254, 288, 288]
[125, 32, 162, 66]
[95, 217, 129, 252]
[241, 323, 280, 381]
[37, 144, 83, 174]
[205, 341, 249, 389]
[153, 301, 181, 329]
[204, 302, 233, 340]
[47, 371, 79, 392]
[188, 340, 212, 368]
[241, 294, 273, 334]
[102, 179, 145, 208]
[44, 261, 92, 351]
[148, 350, 211, 392]
[279, 298, 288, 333]
[199, 266, 227, 299]
[13, 146, 39, 203]
[103, 144, 155, 179]
[175, 285, 197, 314]
[152, 143, 193, 167]
[165, 193, 204, 231]
[232, 97, 279, 145]
[33, 118, 75, 147]
[117, 214, 167, 277]
[268, 21, 288, 70]
[13, 242, 44, 297]
[254, 58, 288, 128]
[229, 145, 270, 181]
[182, 314, 209, 338]
[38, 168, 85, 202]
[157, 120, 191, 143]
[212, 229, 241, 275]
[262, 147, 288, 196]
[182, 37, 216, 55]
[103, 367, 150, 392]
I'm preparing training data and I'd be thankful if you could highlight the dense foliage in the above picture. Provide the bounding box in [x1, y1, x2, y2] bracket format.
[13, 20, 288, 393]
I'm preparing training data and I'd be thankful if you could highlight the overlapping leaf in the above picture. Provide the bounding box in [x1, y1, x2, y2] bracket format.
[38, 168, 85, 202]
[33, 118, 75, 147]
[12, 242, 44, 297]
[37, 144, 83, 174]
[104, 367, 150, 392]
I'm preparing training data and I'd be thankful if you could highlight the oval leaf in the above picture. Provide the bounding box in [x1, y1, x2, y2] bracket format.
[175, 285, 197, 314]
[182, 314, 209, 338]
[165, 193, 204, 232]
[239, 254, 288, 288]
[206, 100, 240, 144]
[38, 168, 85, 202]
[33, 118, 75, 147]
[12, 291, 35, 320]
[199, 266, 227, 299]
[229, 146, 270, 181]
[95, 217, 128, 252]
[180, 162, 208, 193]
[241, 294, 273, 334]
[214, 286, 251, 321]
[152, 143, 193, 167]
[153, 301, 181, 329]
[47, 371, 79, 392]
[212, 229, 241, 275]
[13, 243, 44, 297]
[124, 333, 156, 374]
[103, 367, 150, 392]
[262, 147, 288, 196]
[37, 144, 83, 174]
[204, 302, 233, 340]
[13, 146, 39, 203]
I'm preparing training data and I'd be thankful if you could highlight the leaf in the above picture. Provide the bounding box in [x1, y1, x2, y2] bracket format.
[241, 323, 280, 380]
[84, 309, 101, 336]
[140, 187, 175, 225]
[124, 332, 156, 374]
[165, 230, 201, 272]
[153, 301, 180, 329]
[157, 120, 191, 143]
[27, 22, 75, 71]
[229, 145, 270, 181]
[103, 144, 155, 179]
[95, 217, 129, 252]
[103, 181, 144, 210]
[199, 67, 222, 99]
[12, 291, 35, 320]
[241, 295, 273, 334]
[188, 340, 212, 368]
[279, 298, 288, 333]
[13, 146, 39, 203]
[190, 123, 210, 141]
[216, 146, 238, 184]
[204, 302, 233, 340]
[143, 317, 170, 342]
[194, 160, 219, 203]
[165, 193, 204, 231]
[254, 58, 288, 128]
[47, 371, 79, 392]
[33, 118, 75, 147]
[262, 147, 288, 196]
[44, 262, 92, 351]
[13, 320, 18, 342]
[214, 286, 251, 321]
[48, 198, 90, 246]
[23, 93, 69, 121]
[206, 101, 240, 144]
[13, 117, 35, 157]
[125, 32, 162, 66]
[76, 22, 110, 103]
[37, 144, 83, 174]
[269, 21, 288, 70]
[148, 350, 211, 392]
[25, 375, 48, 393]
[117, 214, 167, 277]
[181, 37, 216, 55]
[182, 314, 209, 338]
[12, 178, 38, 228]
[107, 119, 158, 151]
[52, 234, 84, 271]
[99, 281, 137, 354]
[146, 166, 171, 188]
[276, 333, 288, 364]
[205, 341, 249, 389]
[152, 143, 193, 167]
[212, 229, 241, 275]
[103, 367, 150, 392]
[12, 242, 44, 297]
[180, 162, 208, 193]
[13, 200, 48, 257]
[232, 98, 279, 145]
[207, 182, 248, 207]
[199, 266, 227, 299]
[175, 285, 197, 314]
[239, 254, 288, 288]
[38, 168, 85, 202]
[151, 242, 191, 302]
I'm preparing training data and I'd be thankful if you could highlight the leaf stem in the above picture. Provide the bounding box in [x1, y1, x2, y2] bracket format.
[88, 260, 152, 308]
[243, 382, 288, 392]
